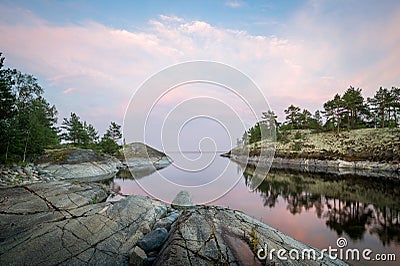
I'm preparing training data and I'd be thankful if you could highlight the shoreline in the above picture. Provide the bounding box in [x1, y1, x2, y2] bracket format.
[226, 153, 400, 179]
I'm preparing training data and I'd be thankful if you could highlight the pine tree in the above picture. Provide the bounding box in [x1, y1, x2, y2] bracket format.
[61, 113, 88, 146]
[368, 87, 391, 128]
[284, 105, 301, 129]
[342, 86, 366, 129]
[99, 122, 122, 155]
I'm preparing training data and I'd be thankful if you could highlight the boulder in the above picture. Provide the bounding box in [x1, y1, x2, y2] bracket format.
[171, 190, 194, 210]
[137, 228, 169, 252]
[122, 142, 172, 170]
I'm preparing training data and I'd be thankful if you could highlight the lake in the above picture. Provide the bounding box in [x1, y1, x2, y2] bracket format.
[106, 152, 400, 265]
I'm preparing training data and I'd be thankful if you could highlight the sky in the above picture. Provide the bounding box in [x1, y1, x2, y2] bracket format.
[1, 0, 400, 148]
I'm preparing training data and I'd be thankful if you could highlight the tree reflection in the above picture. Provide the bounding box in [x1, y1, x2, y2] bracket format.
[242, 167, 400, 245]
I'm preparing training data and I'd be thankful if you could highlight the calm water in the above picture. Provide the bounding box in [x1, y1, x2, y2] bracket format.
[106, 153, 400, 265]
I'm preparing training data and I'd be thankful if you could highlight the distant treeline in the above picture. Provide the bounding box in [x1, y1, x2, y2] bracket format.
[242, 86, 400, 145]
[0, 53, 122, 163]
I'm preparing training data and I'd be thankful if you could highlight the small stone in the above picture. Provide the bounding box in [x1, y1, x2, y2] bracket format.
[129, 246, 152, 266]
[137, 228, 168, 252]
[17, 169, 24, 175]
[171, 190, 194, 210]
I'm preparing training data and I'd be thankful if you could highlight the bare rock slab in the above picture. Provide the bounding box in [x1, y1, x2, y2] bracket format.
[37, 148, 121, 181]
[155, 206, 348, 266]
[0, 181, 167, 265]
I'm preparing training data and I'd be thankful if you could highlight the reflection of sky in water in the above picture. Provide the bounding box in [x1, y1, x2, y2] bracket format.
[110, 154, 400, 266]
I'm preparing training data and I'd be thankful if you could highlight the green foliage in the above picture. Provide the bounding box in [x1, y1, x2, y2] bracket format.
[367, 87, 400, 128]
[243, 85, 400, 145]
[284, 104, 301, 129]
[0, 53, 59, 163]
[61, 113, 99, 149]
[99, 121, 122, 156]
[91, 194, 99, 204]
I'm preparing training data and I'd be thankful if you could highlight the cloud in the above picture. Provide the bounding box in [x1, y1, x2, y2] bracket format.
[159, 14, 184, 23]
[62, 88, 75, 94]
[0, 1, 399, 135]
[225, 1, 244, 8]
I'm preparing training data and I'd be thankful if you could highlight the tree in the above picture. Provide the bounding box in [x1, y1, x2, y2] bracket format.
[0, 54, 17, 162]
[311, 110, 323, 131]
[323, 94, 345, 132]
[99, 122, 122, 155]
[84, 122, 99, 145]
[388, 87, 400, 127]
[0, 54, 59, 162]
[61, 113, 88, 146]
[298, 109, 312, 129]
[107, 122, 122, 143]
[261, 110, 278, 128]
[261, 110, 278, 139]
[284, 105, 301, 129]
[342, 86, 366, 129]
[389, 87, 400, 127]
[248, 123, 261, 144]
[368, 87, 391, 128]
[23, 97, 59, 160]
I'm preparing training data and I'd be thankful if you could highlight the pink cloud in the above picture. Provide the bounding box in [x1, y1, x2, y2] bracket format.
[62, 88, 75, 94]
[1, 2, 399, 131]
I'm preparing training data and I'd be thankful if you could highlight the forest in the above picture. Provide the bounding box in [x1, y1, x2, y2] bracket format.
[243, 86, 400, 144]
[0, 53, 122, 163]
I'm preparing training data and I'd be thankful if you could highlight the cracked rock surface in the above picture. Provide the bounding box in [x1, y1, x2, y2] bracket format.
[37, 149, 121, 181]
[1, 181, 347, 265]
[155, 206, 347, 266]
[0, 181, 167, 265]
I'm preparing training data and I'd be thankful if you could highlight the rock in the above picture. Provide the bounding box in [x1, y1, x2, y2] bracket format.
[122, 142, 172, 170]
[155, 206, 346, 266]
[36, 166, 47, 175]
[0, 181, 167, 265]
[171, 190, 194, 210]
[129, 246, 151, 266]
[23, 166, 33, 176]
[12, 165, 21, 171]
[153, 210, 181, 230]
[137, 228, 168, 252]
[36, 148, 122, 181]
[16, 169, 24, 175]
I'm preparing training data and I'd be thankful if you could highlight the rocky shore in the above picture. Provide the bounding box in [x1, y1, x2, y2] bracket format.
[225, 128, 400, 178]
[0, 164, 57, 187]
[228, 154, 400, 179]
[0, 143, 173, 187]
[0, 181, 346, 265]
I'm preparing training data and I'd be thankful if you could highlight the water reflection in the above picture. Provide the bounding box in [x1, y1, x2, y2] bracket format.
[242, 166, 400, 246]
[103, 166, 159, 199]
